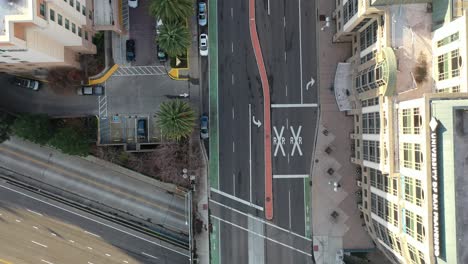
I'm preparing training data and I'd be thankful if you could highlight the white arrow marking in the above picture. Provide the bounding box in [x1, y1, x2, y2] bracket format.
[306, 77, 315, 90]
[252, 116, 262, 128]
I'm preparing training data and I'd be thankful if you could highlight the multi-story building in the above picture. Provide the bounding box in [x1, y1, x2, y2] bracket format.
[0, 0, 96, 77]
[332, 0, 468, 263]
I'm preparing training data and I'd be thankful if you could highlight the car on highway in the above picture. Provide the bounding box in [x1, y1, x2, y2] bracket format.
[157, 44, 167, 63]
[13, 77, 40, 91]
[76, 85, 104, 96]
[128, 0, 138, 8]
[126, 39, 136, 62]
[137, 119, 147, 138]
[200, 114, 209, 139]
[198, 2, 207, 26]
[199, 33, 208, 56]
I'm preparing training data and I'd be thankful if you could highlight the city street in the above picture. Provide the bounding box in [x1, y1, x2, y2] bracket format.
[210, 0, 317, 262]
[0, 181, 190, 264]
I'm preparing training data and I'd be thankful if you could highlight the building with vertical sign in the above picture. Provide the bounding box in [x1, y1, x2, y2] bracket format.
[332, 0, 468, 263]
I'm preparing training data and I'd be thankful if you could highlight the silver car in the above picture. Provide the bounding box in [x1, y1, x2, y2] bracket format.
[199, 33, 208, 56]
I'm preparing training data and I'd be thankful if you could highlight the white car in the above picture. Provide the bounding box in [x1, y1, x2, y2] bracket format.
[128, 0, 138, 8]
[199, 33, 208, 56]
[198, 2, 207, 26]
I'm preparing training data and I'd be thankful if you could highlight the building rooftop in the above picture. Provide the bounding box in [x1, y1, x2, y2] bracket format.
[0, 0, 29, 36]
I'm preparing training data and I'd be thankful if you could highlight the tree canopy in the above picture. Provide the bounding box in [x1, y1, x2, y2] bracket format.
[157, 100, 195, 141]
[157, 22, 191, 57]
[149, 0, 193, 23]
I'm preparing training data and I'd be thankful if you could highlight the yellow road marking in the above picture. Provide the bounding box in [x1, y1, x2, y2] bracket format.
[0, 146, 185, 218]
[0, 259, 13, 264]
[88, 64, 119, 85]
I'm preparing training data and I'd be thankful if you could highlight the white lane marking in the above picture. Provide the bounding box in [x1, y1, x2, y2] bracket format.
[267, 0, 270, 15]
[232, 107, 235, 119]
[231, 7, 233, 18]
[211, 215, 312, 257]
[286, 118, 289, 129]
[287, 153, 290, 164]
[0, 184, 190, 258]
[298, 0, 303, 104]
[232, 173, 236, 196]
[142, 252, 159, 259]
[15, 219, 21, 223]
[33, 226, 39, 230]
[290, 125, 303, 156]
[284, 51, 287, 62]
[232, 74, 235, 85]
[32, 240, 48, 248]
[248, 104, 252, 203]
[231, 42, 234, 53]
[84, 230, 101, 238]
[210, 199, 311, 241]
[210, 188, 264, 211]
[273, 174, 309, 179]
[105, 253, 111, 257]
[41, 260, 54, 264]
[271, 103, 318, 108]
[69, 240, 75, 243]
[232, 141, 235, 153]
[27, 209, 43, 216]
[87, 247, 93, 250]
[284, 16, 286, 28]
[285, 84, 288, 97]
[288, 190, 292, 230]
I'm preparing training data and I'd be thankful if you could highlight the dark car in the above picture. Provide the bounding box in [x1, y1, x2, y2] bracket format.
[126, 39, 136, 62]
[13, 77, 40, 91]
[157, 44, 167, 63]
[137, 119, 147, 138]
[76, 85, 104, 95]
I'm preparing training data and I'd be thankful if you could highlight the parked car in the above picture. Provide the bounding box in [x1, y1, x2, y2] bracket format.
[198, 2, 207, 26]
[137, 119, 147, 138]
[199, 33, 208, 56]
[157, 44, 167, 63]
[200, 114, 209, 139]
[13, 77, 40, 91]
[76, 85, 104, 95]
[126, 39, 136, 62]
[128, 0, 138, 8]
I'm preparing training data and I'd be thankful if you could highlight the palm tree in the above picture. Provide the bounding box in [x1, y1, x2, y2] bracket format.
[149, 0, 193, 23]
[157, 100, 196, 141]
[157, 22, 191, 57]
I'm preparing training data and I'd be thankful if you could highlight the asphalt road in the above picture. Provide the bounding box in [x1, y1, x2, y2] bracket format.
[0, 181, 190, 264]
[212, 0, 317, 262]
[0, 137, 189, 237]
[0, 74, 97, 117]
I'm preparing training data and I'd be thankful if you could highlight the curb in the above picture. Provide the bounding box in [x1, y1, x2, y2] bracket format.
[88, 64, 119, 85]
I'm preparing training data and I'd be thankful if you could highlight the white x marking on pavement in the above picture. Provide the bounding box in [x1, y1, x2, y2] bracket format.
[290, 126, 303, 156]
[273, 126, 286, 157]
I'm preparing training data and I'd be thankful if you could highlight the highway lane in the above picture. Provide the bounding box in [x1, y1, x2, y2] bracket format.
[0, 137, 189, 236]
[0, 181, 189, 264]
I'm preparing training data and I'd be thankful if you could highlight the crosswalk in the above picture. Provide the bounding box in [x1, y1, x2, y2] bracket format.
[112, 66, 167, 76]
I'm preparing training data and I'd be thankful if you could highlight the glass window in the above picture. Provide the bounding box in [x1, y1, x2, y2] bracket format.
[70, 0, 74, 7]
[49, 9, 55, 21]
[82, 5, 86, 16]
[72, 23, 76, 33]
[40, 3, 46, 17]
[65, 18, 70, 30]
[76, 1, 80, 12]
[58, 14, 63, 25]
[78, 27, 82, 37]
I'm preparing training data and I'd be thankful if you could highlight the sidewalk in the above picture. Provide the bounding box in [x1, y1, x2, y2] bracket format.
[189, 1, 210, 262]
[312, 0, 374, 263]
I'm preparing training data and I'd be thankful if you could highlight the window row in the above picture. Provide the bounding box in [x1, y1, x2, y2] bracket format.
[355, 64, 385, 93]
[405, 210, 425, 243]
[63, 0, 92, 18]
[407, 243, 426, 264]
[343, 0, 358, 24]
[362, 112, 380, 134]
[371, 193, 398, 227]
[369, 168, 397, 195]
[361, 97, 379, 107]
[436, 85, 460, 93]
[401, 108, 422, 134]
[438, 48, 461, 81]
[360, 50, 377, 64]
[360, 21, 378, 51]
[437, 32, 459, 47]
[372, 219, 403, 255]
[49, 9, 88, 40]
[363, 140, 380, 163]
[402, 142, 423, 171]
[404, 176, 424, 207]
